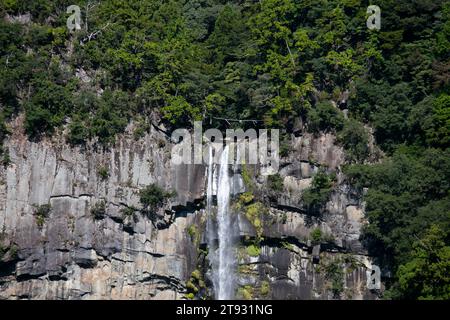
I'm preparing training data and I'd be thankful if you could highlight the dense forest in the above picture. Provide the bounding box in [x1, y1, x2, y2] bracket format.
[0, 0, 449, 299]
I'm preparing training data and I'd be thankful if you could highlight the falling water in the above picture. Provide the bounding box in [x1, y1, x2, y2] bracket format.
[205, 144, 236, 300]
[206, 146, 215, 245]
[216, 145, 235, 299]
[206, 145, 217, 287]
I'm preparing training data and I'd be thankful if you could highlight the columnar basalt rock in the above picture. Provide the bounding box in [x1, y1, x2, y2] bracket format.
[0, 120, 377, 300]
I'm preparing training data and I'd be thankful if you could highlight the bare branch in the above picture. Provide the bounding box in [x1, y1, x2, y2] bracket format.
[85, 1, 99, 32]
[80, 22, 112, 45]
[211, 116, 264, 123]
[285, 39, 296, 68]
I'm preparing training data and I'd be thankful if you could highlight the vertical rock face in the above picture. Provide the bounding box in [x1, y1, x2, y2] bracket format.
[0, 121, 203, 299]
[0, 121, 378, 300]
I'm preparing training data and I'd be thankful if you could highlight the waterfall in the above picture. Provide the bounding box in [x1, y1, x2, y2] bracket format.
[206, 146, 218, 293]
[206, 144, 236, 300]
[216, 145, 235, 299]
[206, 146, 214, 242]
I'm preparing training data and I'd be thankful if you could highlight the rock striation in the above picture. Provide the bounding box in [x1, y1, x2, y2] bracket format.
[0, 119, 379, 299]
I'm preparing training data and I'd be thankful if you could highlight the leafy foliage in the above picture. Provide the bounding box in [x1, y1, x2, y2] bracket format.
[139, 183, 175, 212]
[302, 169, 335, 215]
[337, 119, 370, 163]
[345, 147, 450, 298]
[267, 173, 284, 193]
[246, 244, 261, 257]
[97, 166, 109, 180]
[311, 228, 323, 243]
[33, 203, 51, 228]
[396, 225, 450, 299]
[318, 258, 345, 298]
[243, 202, 268, 239]
[308, 101, 344, 133]
[91, 201, 106, 220]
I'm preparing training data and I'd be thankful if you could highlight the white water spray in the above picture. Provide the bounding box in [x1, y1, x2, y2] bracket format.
[206, 145, 236, 300]
[206, 145, 220, 298]
[218, 146, 236, 299]
[206, 146, 215, 246]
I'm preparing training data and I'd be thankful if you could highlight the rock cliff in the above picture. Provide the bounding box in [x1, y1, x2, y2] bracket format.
[0, 117, 379, 299]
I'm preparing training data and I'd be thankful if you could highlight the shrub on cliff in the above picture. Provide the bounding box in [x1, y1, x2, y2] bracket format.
[302, 170, 335, 215]
[91, 201, 106, 220]
[308, 102, 345, 134]
[97, 166, 109, 180]
[267, 173, 284, 193]
[33, 203, 51, 228]
[139, 184, 175, 212]
[311, 228, 323, 243]
[337, 119, 370, 163]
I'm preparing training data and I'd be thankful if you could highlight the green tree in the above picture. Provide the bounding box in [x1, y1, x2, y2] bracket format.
[337, 119, 370, 163]
[397, 225, 450, 300]
[302, 169, 335, 215]
[425, 94, 450, 148]
[139, 183, 175, 212]
[308, 101, 344, 133]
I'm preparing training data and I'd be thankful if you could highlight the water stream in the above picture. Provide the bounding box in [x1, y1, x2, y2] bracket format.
[206, 145, 236, 299]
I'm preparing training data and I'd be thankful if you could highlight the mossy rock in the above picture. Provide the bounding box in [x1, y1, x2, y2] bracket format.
[187, 225, 200, 244]
[241, 164, 255, 191]
[239, 192, 254, 205]
[260, 281, 270, 296]
[237, 286, 254, 300]
[184, 293, 195, 300]
[186, 280, 198, 293]
[191, 269, 202, 281]
[246, 244, 261, 257]
[244, 202, 267, 237]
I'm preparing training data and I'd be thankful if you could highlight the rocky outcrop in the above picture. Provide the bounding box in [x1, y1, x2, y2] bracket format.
[237, 244, 375, 300]
[0, 118, 203, 299]
[0, 118, 379, 300]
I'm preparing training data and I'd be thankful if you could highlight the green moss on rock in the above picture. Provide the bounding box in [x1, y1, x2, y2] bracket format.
[246, 244, 261, 257]
[237, 285, 254, 300]
[244, 202, 267, 238]
[260, 281, 270, 296]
